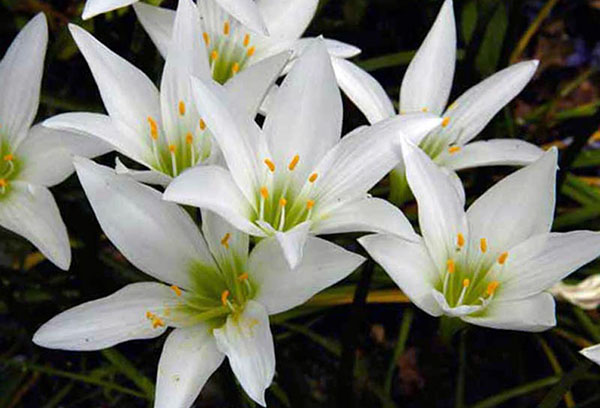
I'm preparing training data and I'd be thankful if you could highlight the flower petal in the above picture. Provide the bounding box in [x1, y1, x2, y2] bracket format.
[82, 0, 138, 19]
[201, 210, 249, 275]
[462, 293, 556, 332]
[257, 0, 317, 41]
[400, 0, 455, 115]
[263, 39, 342, 184]
[431, 289, 482, 317]
[133, 2, 175, 58]
[358, 234, 442, 316]
[69, 24, 161, 138]
[214, 0, 269, 35]
[400, 138, 467, 271]
[74, 158, 216, 289]
[311, 197, 417, 240]
[580, 344, 600, 366]
[163, 165, 265, 236]
[114, 157, 172, 186]
[438, 139, 544, 171]
[33, 282, 177, 350]
[251, 236, 364, 314]
[213, 301, 275, 406]
[274, 221, 311, 269]
[332, 57, 395, 124]
[0, 182, 69, 270]
[17, 125, 111, 187]
[498, 231, 600, 301]
[445, 60, 538, 145]
[466, 148, 557, 261]
[155, 325, 225, 408]
[0, 13, 47, 147]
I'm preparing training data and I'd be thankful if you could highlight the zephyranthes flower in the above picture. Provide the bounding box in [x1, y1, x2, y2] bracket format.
[44, 0, 289, 185]
[163, 39, 441, 268]
[360, 141, 600, 331]
[34, 158, 364, 407]
[550, 275, 600, 310]
[0, 13, 109, 270]
[332, 0, 543, 204]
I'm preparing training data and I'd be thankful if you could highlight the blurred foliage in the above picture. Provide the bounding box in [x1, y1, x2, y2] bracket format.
[2, 0, 600, 407]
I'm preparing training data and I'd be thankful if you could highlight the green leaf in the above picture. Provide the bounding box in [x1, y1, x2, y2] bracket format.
[101, 349, 155, 399]
[475, 1, 508, 76]
[461, 0, 478, 45]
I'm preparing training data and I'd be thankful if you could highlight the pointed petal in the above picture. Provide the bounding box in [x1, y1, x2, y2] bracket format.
[133, 2, 175, 58]
[580, 344, 600, 366]
[74, 158, 216, 289]
[0, 182, 69, 270]
[466, 148, 557, 262]
[17, 125, 111, 187]
[400, 138, 467, 270]
[0, 13, 47, 146]
[431, 289, 482, 317]
[155, 325, 225, 408]
[445, 60, 538, 145]
[332, 57, 395, 124]
[114, 157, 172, 186]
[201, 210, 249, 275]
[82, 0, 138, 19]
[274, 221, 311, 269]
[284, 37, 361, 63]
[462, 293, 556, 332]
[214, 301, 275, 406]
[69, 24, 161, 137]
[257, 0, 317, 40]
[263, 39, 342, 183]
[311, 197, 418, 240]
[163, 165, 265, 236]
[439, 139, 544, 171]
[251, 236, 364, 314]
[214, 0, 268, 35]
[359, 234, 442, 316]
[33, 282, 177, 350]
[499, 231, 600, 301]
[441, 167, 466, 207]
[400, 0, 455, 115]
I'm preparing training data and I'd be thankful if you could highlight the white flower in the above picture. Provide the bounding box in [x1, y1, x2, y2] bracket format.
[163, 39, 441, 268]
[332, 0, 543, 202]
[44, 0, 288, 186]
[581, 344, 600, 366]
[0, 13, 110, 270]
[359, 141, 600, 332]
[550, 275, 600, 310]
[33, 157, 365, 407]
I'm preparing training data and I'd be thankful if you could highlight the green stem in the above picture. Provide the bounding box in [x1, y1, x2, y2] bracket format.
[101, 348, 156, 399]
[384, 308, 413, 395]
[572, 307, 600, 343]
[469, 376, 560, 408]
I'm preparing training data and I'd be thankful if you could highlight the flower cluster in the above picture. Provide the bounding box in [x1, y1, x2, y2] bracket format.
[0, 0, 596, 406]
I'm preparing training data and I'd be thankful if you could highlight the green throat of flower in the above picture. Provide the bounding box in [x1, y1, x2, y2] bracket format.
[0, 139, 21, 198]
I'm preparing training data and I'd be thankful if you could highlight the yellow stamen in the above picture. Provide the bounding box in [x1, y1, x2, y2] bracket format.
[221, 290, 230, 306]
[288, 155, 299, 171]
[238, 272, 249, 281]
[232, 62, 240, 75]
[448, 146, 461, 154]
[3, 154, 13, 162]
[480, 238, 488, 253]
[279, 198, 287, 207]
[498, 252, 508, 265]
[203, 32, 210, 46]
[264, 158, 275, 172]
[260, 186, 269, 199]
[247, 46, 255, 57]
[221, 233, 231, 249]
[223, 21, 230, 35]
[421, 107, 428, 113]
[178, 101, 186, 116]
[169, 144, 176, 153]
[185, 132, 193, 145]
[243, 34, 250, 47]
[309, 173, 318, 183]
[462, 278, 470, 287]
[199, 119, 206, 131]
[152, 316, 165, 329]
[211, 50, 219, 61]
[442, 117, 450, 127]
[170, 285, 182, 297]
[306, 199, 315, 210]
[145, 311, 153, 319]
[457, 233, 465, 248]
[446, 259, 455, 274]
[486, 281, 500, 296]
[0, 179, 8, 188]
[147, 116, 158, 140]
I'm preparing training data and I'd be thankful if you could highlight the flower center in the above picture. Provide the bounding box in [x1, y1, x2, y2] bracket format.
[0, 135, 20, 197]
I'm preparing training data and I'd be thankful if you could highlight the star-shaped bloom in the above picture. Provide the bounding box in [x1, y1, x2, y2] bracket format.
[332, 0, 544, 203]
[44, 0, 288, 186]
[0, 13, 109, 270]
[360, 141, 600, 332]
[34, 158, 364, 407]
[163, 39, 441, 268]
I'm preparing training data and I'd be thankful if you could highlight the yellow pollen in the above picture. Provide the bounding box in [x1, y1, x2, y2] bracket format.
[442, 117, 450, 127]
[462, 278, 470, 288]
[448, 146, 461, 154]
[145, 311, 153, 319]
[446, 259, 455, 274]
[309, 173, 318, 183]
[203, 32, 210, 46]
[243, 34, 250, 47]
[147, 116, 158, 140]
[146, 311, 165, 329]
[247, 46, 255, 57]
[279, 198, 287, 207]
[199, 119, 206, 131]
[223, 21, 230, 35]
[264, 158, 275, 172]
[169, 144, 176, 153]
[178, 101, 186, 116]
[3, 154, 13, 162]
[486, 281, 500, 296]
[221, 233, 231, 249]
[421, 107, 428, 113]
[238, 272, 249, 281]
[221, 290, 230, 306]
[480, 238, 488, 253]
[288, 155, 299, 171]
[306, 199, 315, 210]
[498, 252, 509, 265]
[170, 285, 182, 297]
[232, 62, 240, 75]
[0, 179, 7, 188]
[211, 50, 219, 61]
[260, 186, 269, 199]
[185, 132, 193, 145]
[457, 233, 465, 248]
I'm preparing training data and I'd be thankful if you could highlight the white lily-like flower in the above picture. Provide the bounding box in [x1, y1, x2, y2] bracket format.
[359, 141, 600, 332]
[580, 345, 600, 367]
[34, 157, 364, 407]
[0, 13, 110, 270]
[44, 0, 289, 186]
[332, 0, 544, 202]
[163, 39, 442, 268]
[550, 275, 600, 310]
